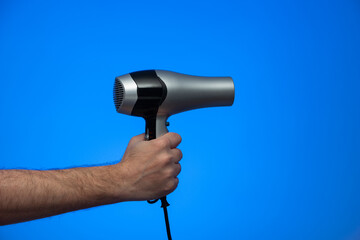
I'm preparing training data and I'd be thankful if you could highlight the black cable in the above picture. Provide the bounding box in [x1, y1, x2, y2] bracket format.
[160, 197, 171, 240]
[147, 199, 159, 204]
[148, 196, 172, 240]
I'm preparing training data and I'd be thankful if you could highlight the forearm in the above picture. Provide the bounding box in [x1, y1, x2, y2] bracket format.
[0, 132, 183, 226]
[0, 165, 122, 225]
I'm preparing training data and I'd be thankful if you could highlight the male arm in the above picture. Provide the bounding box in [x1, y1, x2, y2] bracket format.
[0, 132, 182, 226]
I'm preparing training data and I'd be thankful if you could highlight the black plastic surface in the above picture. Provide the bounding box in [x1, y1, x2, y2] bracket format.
[130, 70, 167, 139]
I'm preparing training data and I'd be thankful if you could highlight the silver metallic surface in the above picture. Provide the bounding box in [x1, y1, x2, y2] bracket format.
[155, 70, 235, 116]
[154, 70, 234, 137]
[155, 114, 169, 138]
[115, 74, 138, 115]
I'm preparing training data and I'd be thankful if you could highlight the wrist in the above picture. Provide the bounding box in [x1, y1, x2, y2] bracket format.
[100, 164, 132, 203]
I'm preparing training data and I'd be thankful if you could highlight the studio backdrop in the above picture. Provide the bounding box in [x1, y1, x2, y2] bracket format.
[0, 0, 360, 239]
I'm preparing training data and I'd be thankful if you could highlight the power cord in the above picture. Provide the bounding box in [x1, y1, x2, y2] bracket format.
[148, 196, 172, 240]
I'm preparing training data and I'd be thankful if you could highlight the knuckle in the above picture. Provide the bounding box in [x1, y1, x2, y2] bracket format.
[164, 178, 179, 192]
[160, 153, 173, 165]
[175, 133, 182, 144]
[168, 149, 182, 163]
[164, 168, 174, 178]
[169, 133, 182, 146]
[176, 164, 181, 175]
[175, 149, 183, 160]
[170, 132, 181, 140]
[164, 185, 172, 193]
[156, 138, 170, 149]
[172, 178, 179, 189]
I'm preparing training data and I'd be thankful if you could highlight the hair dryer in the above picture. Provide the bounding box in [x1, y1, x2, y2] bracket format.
[113, 70, 234, 139]
[113, 70, 235, 240]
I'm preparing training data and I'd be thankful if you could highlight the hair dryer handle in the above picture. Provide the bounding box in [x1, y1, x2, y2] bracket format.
[145, 115, 169, 140]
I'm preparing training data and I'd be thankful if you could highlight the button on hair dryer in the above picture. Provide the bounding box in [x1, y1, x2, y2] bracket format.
[113, 70, 235, 240]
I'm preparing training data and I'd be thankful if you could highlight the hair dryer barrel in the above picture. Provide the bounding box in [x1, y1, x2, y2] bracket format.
[155, 70, 235, 116]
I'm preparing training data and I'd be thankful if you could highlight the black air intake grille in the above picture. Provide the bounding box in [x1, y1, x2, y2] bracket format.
[113, 79, 124, 110]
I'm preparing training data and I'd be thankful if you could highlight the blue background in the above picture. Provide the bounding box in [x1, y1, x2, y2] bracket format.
[1, 0, 360, 239]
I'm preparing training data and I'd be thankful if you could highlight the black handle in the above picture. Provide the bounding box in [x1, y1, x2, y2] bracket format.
[145, 116, 157, 141]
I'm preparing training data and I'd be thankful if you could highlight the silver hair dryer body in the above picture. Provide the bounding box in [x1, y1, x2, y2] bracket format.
[113, 70, 235, 139]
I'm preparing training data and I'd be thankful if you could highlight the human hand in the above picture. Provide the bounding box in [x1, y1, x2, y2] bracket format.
[112, 132, 182, 201]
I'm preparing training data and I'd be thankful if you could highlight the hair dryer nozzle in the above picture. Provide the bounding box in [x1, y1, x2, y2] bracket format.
[155, 70, 235, 116]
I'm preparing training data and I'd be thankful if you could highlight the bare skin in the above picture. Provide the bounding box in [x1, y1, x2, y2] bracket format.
[0, 132, 182, 226]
